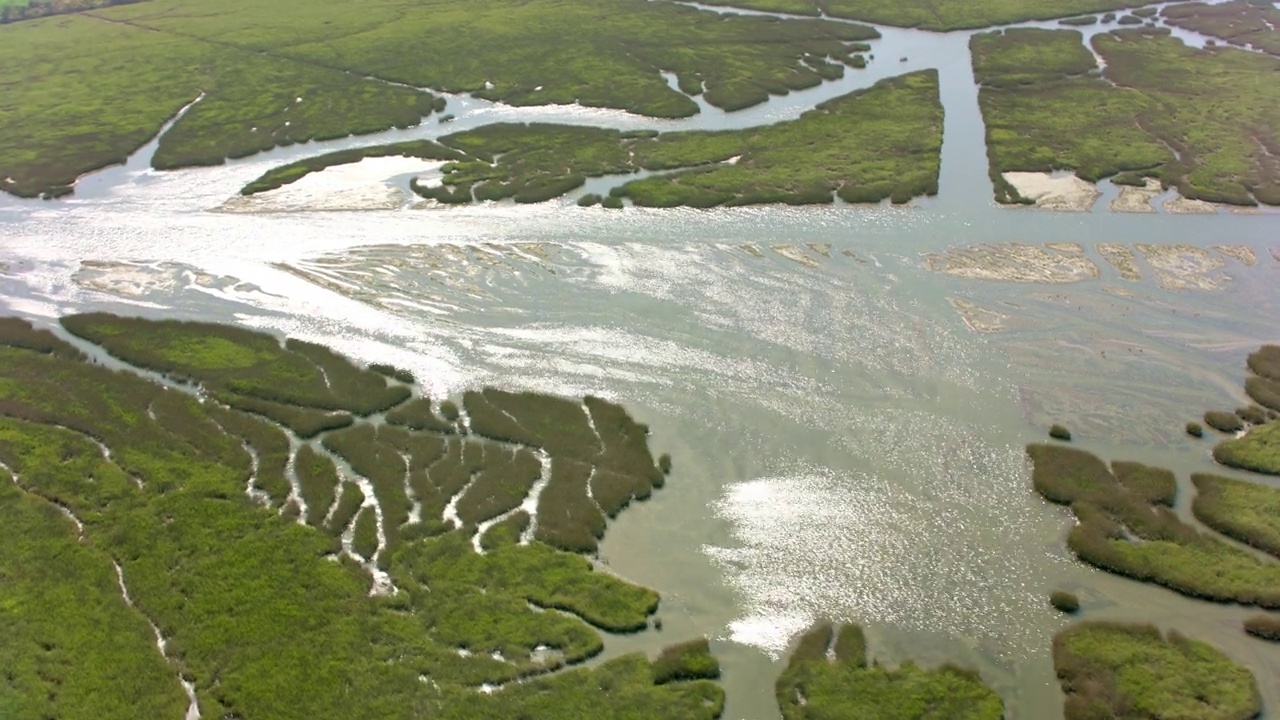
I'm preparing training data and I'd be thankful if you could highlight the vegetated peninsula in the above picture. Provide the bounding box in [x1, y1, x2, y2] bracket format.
[243, 70, 943, 208]
[0, 315, 723, 719]
[685, 0, 1158, 32]
[775, 622, 1003, 719]
[1053, 622, 1260, 720]
[0, 0, 875, 199]
[973, 26, 1280, 207]
[1028, 443, 1280, 607]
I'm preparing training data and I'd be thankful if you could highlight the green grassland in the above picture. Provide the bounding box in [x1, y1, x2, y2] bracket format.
[776, 622, 1003, 719]
[244, 71, 943, 207]
[689, 0, 1154, 31]
[1054, 622, 1260, 720]
[1163, 1, 1280, 56]
[0, 315, 724, 719]
[1028, 444, 1280, 607]
[973, 27, 1280, 206]
[0, 0, 875, 198]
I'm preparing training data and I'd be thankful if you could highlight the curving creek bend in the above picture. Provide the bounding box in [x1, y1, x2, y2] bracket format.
[1, 2, 1279, 717]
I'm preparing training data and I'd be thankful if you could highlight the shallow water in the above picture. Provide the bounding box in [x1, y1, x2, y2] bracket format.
[2, 3, 1280, 718]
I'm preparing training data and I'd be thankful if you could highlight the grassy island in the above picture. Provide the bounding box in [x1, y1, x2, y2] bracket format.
[243, 71, 943, 208]
[0, 314, 723, 719]
[1054, 622, 1260, 720]
[775, 622, 1003, 719]
[973, 27, 1280, 206]
[0, 0, 875, 198]
[1028, 443, 1280, 607]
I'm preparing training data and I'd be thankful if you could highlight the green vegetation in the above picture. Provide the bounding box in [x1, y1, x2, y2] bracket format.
[1243, 614, 1280, 642]
[1192, 473, 1280, 556]
[352, 505, 379, 559]
[326, 480, 365, 537]
[1049, 423, 1073, 441]
[617, 71, 942, 207]
[369, 363, 415, 385]
[1112, 461, 1175, 506]
[1053, 622, 1260, 720]
[0, 0, 877, 198]
[215, 391, 354, 438]
[1247, 345, 1280, 382]
[536, 459, 607, 553]
[0, 473, 188, 720]
[1028, 443, 1280, 607]
[1245, 377, 1280, 412]
[652, 639, 721, 684]
[241, 140, 467, 195]
[1187, 421, 1204, 437]
[255, 71, 942, 207]
[386, 397, 457, 433]
[479, 510, 530, 552]
[0, 315, 717, 719]
[295, 444, 339, 528]
[0, 0, 141, 24]
[1050, 590, 1080, 614]
[692, 0, 1153, 31]
[974, 27, 1280, 206]
[1205, 410, 1244, 434]
[1214, 422, 1280, 475]
[1237, 405, 1268, 425]
[62, 314, 409, 416]
[776, 622, 1002, 719]
[1199, 349, 1280, 475]
[1163, 2, 1280, 56]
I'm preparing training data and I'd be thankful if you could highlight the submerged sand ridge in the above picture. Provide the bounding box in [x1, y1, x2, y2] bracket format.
[925, 242, 1098, 283]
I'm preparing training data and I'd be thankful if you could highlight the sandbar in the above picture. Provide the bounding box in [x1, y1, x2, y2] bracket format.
[1002, 172, 1099, 211]
[1109, 178, 1161, 213]
[219, 157, 446, 213]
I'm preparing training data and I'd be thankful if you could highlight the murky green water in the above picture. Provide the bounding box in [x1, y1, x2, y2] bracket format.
[1, 5, 1279, 715]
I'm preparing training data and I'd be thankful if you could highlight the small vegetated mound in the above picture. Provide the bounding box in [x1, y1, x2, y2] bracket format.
[1242, 614, 1280, 642]
[0, 314, 717, 719]
[1204, 410, 1244, 434]
[1027, 444, 1280, 607]
[1050, 590, 1080, 614]
[1049, 423, 1072, 441]
[1054, 622, 1260, 720]
[776, 622, 1002, 719]
[652, 638, 721, 684]
[1186, 421, 1204, 438]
